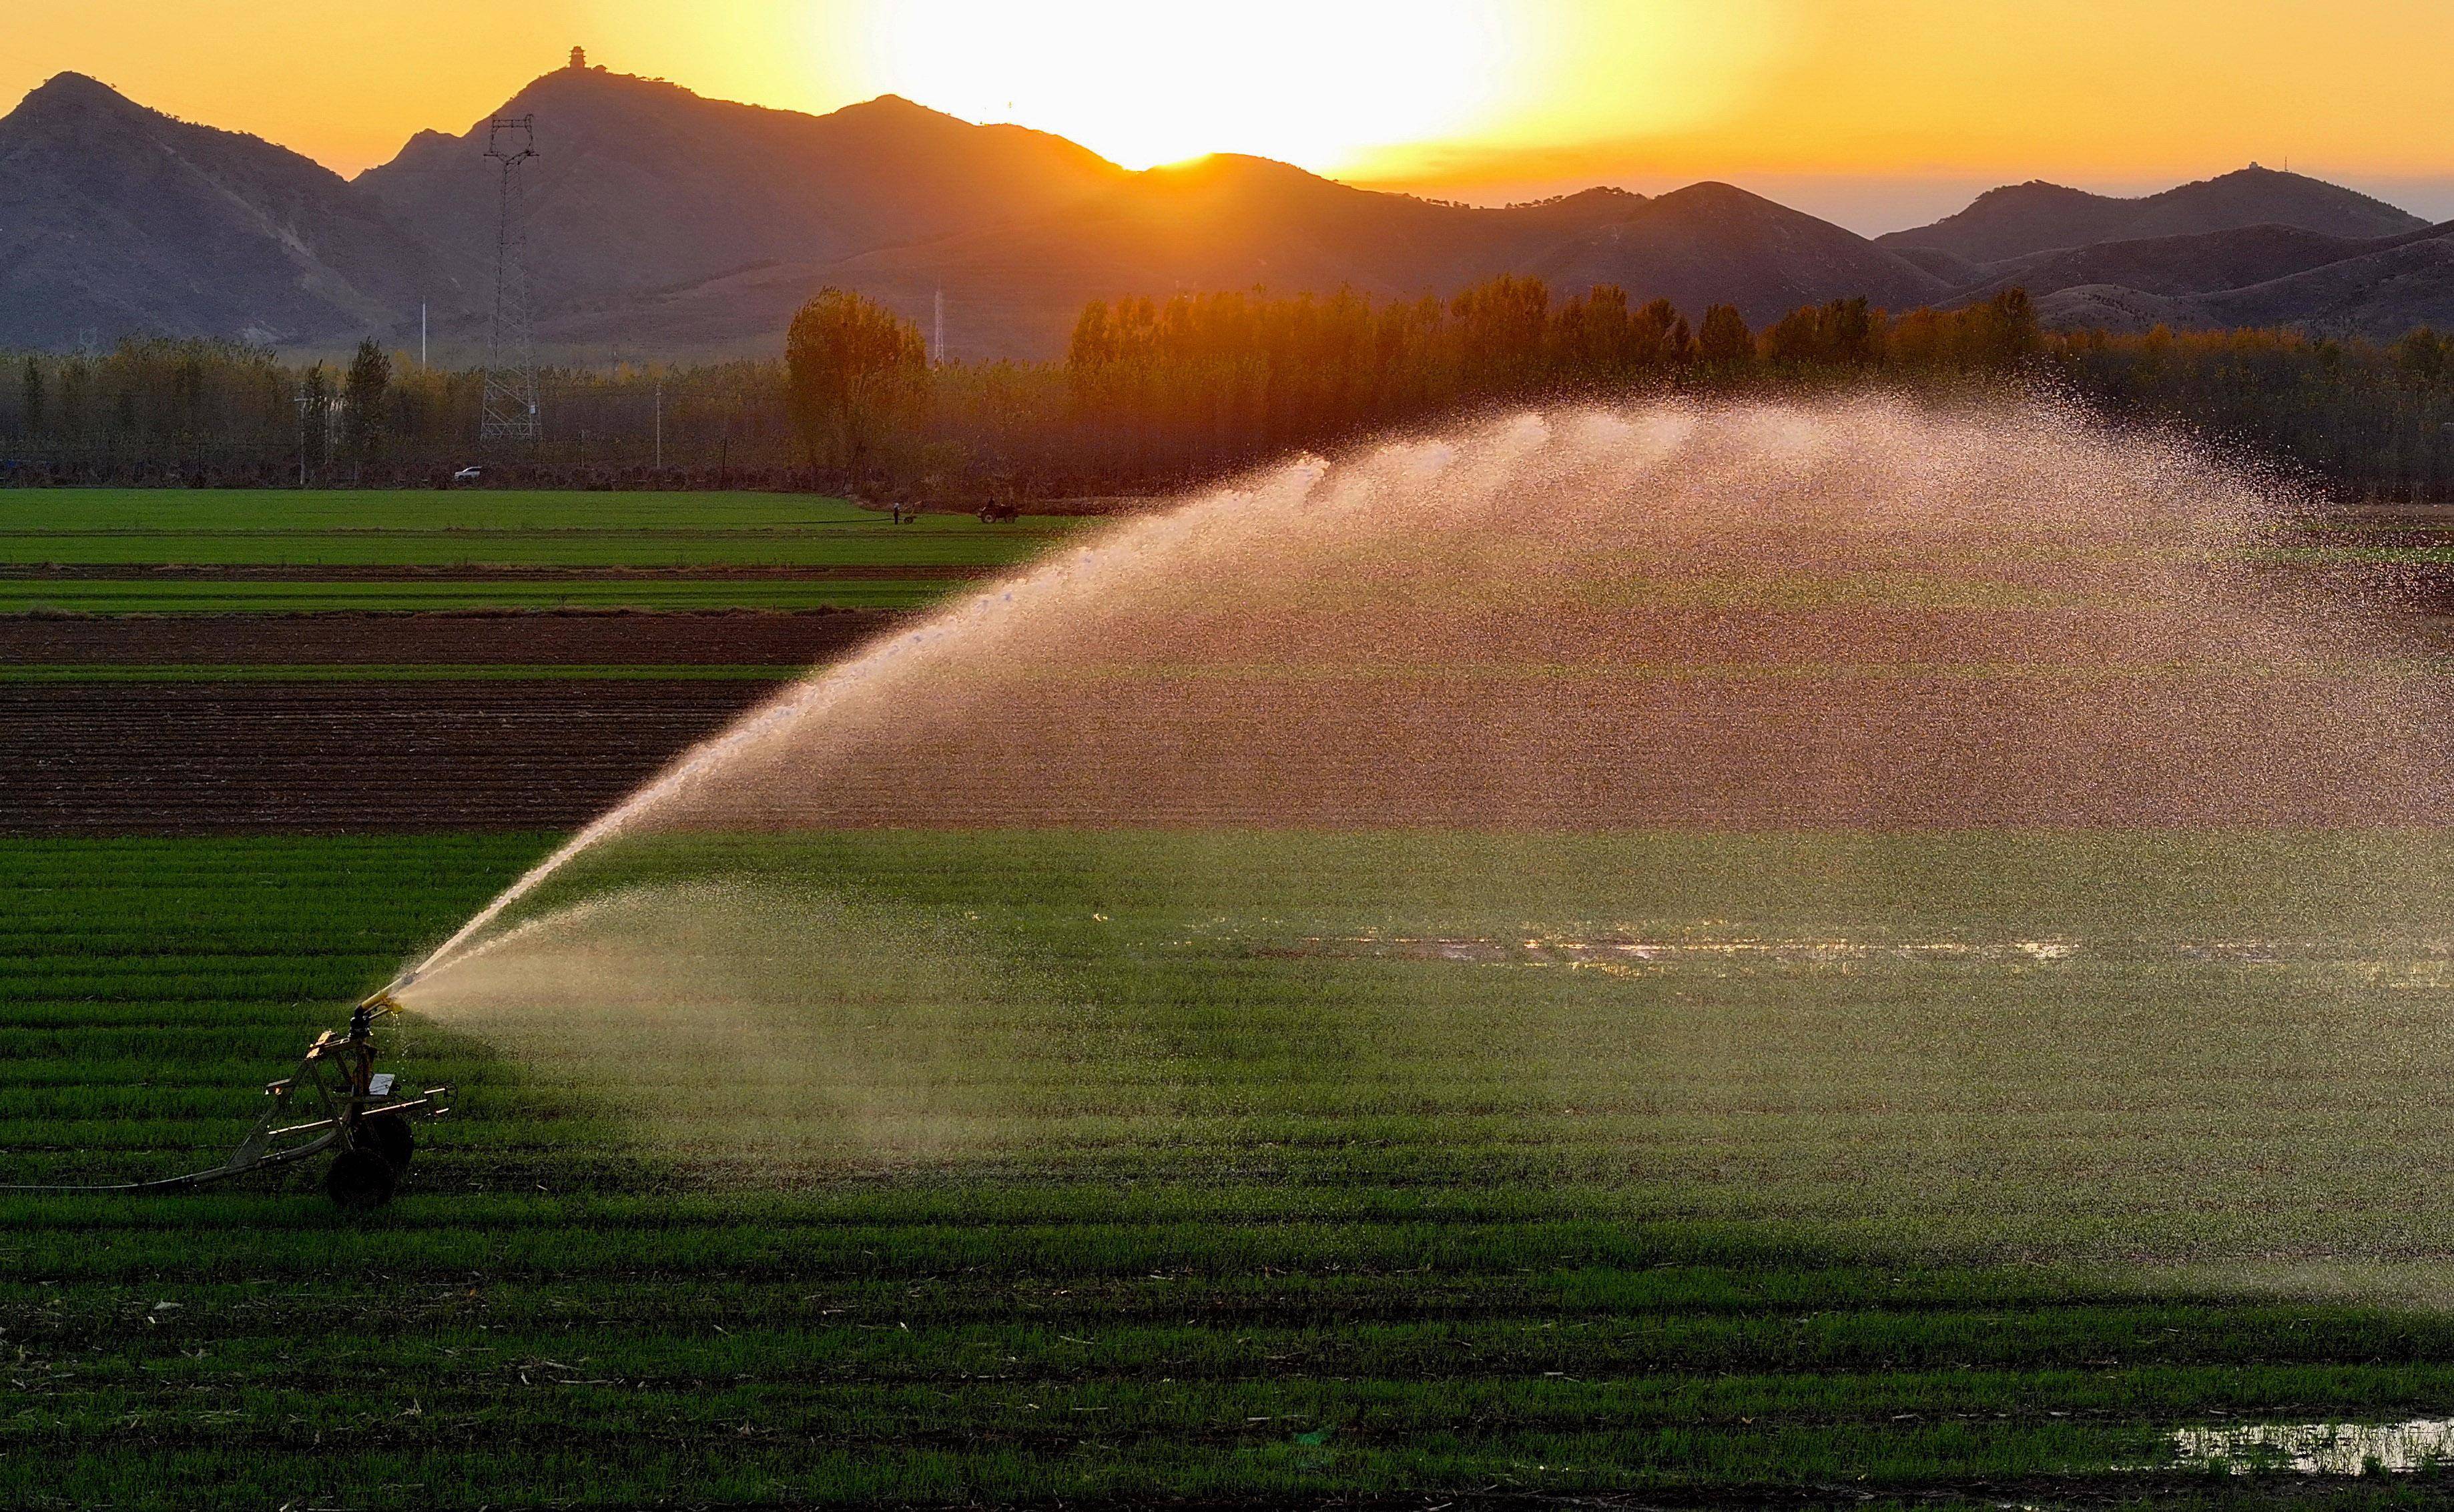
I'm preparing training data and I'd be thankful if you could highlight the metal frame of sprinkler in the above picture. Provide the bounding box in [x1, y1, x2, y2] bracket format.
[479, 114, 543, 446]
[2, 990, 450, 1210]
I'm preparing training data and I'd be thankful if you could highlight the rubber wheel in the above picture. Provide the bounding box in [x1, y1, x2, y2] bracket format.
[324, 1149, 396, 1210]
[360, 1116, 414, 1175]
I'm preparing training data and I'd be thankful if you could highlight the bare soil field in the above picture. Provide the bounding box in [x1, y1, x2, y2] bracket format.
[0, 680, 778, 832]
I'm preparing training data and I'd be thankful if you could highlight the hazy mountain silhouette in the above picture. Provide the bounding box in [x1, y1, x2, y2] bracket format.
[0, 73, 446, 348]
[357, 65, 1125, 310]
[1883, 165, 2426, 262]
[717, 165, 1946, 360]
[1888, 171, 2454, 338]
[787, 156, 1674, 359]
[6, 63, 2453, 358]
[1532, 183, 1945, 320]
[2017, 223, 2454, 336]
[1957, 224, 2391, 304]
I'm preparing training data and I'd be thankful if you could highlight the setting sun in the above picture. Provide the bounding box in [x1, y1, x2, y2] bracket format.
[836, 0, 1526, 172]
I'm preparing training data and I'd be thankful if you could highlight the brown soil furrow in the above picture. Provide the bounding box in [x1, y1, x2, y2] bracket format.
[0, 683, 777, 833]
[0, 609, 899, 665]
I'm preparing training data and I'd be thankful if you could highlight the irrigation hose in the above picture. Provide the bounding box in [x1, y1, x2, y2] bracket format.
[0, 1170, 244, 1195]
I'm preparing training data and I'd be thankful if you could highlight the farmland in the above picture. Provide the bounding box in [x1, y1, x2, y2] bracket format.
[14, 480, 2454, 1508]
[0, 489, 960, 832]
[15, 830, 2454, 1507]
[0, 488, 1071, 564]
[0, 488, 1070, 613]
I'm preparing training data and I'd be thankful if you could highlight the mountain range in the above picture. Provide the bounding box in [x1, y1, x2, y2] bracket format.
[7, 59, 2453, 362]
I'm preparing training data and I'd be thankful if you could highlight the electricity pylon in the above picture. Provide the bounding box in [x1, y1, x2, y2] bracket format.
[479, 115, 542, 444]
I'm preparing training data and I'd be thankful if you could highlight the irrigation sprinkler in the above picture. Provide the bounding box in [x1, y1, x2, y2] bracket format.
[3, 989, 450, 1210]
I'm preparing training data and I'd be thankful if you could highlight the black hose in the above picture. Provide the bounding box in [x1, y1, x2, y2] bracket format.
[0, 1169, 222, 1194]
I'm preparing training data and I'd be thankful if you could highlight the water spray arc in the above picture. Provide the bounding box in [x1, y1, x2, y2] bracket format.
[479, 115, 542, 444]
[368, 389, 2454, 1230]
[385, 452, 1338, 994]
[389, 393, 2454, 1016]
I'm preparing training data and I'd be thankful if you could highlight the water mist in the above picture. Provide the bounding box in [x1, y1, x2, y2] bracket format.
[385, 394, 2454, 1278]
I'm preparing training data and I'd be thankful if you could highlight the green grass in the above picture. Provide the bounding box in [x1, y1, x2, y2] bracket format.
[0, 528, 1054, 568]
[0, 489, 1072, 557]
[0, 490, 1077, 615]
[0, 489, 1083, 611]
[12, 831, 2454, 1507]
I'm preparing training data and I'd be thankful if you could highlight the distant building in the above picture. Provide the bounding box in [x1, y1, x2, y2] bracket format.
[570, 46, 587, 71]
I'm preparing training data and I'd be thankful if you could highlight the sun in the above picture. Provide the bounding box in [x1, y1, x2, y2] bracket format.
[840, 0, 1526, 173]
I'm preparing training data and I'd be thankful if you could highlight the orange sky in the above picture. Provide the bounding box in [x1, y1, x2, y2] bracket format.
[11, 1, 2454, 231]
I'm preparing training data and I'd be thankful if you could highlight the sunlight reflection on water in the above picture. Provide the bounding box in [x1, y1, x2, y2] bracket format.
[2169, 1419, 2454, 1475]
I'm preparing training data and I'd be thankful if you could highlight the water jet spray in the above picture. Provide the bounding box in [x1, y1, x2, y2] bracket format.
[350, 395, 2454, 1207]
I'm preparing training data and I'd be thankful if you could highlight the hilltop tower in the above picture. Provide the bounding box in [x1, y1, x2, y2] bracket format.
[479, 115, 543, 444]
[570, 46, 587, 70]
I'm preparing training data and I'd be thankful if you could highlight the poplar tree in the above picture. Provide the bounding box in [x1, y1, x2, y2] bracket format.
[1697, 304, 1754, 366]
[785, 288, 930, 481]
[343, 339, 391, 479]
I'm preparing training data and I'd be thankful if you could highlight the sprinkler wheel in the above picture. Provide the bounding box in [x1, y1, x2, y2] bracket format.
[360, 1114, 416, 1176]
[0, 988, 450, 1208]
[324, 1149, 397, 1210]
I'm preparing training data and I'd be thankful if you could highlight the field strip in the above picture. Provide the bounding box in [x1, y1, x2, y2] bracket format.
[0, 580, 965, 611]
[0, 663, 805, 683]
[0, 563, 997, 579]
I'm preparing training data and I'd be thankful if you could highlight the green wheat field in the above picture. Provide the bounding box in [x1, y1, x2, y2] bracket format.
[13, 827, 2454, 1507]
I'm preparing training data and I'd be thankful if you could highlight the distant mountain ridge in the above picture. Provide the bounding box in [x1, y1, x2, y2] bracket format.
[356, 69, 1127, 311]
[1534, 183, 1947, 320]
[3, 64, 2451, 359]
[1878, 165, 2428, 262]
[0, 73, 448, 350]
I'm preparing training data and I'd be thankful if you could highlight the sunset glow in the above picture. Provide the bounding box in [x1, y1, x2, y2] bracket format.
[837, 0, 1527, 172]
[10, 0, 2454, 225]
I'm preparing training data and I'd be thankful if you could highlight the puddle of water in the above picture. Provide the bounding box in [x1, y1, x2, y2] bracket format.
[2168, 1419, 2454, 1475]
[1243, 931, 2454, 974]
[1257, 933, 2089, 968]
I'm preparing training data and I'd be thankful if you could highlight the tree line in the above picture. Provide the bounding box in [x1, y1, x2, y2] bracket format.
[13, 280, 2454, 502]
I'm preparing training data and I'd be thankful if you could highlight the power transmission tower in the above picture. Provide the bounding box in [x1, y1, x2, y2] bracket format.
[479, 115, 542, 444]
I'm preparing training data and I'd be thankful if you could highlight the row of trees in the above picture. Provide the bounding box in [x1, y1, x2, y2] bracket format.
[15, 278, 2454, 500]
[1039, 283, 2043, 482]
[0, 338, 810, 488]
[766, 281, 2046, 494]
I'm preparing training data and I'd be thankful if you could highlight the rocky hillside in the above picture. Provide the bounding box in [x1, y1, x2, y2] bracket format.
[0, 73, 445, 348]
